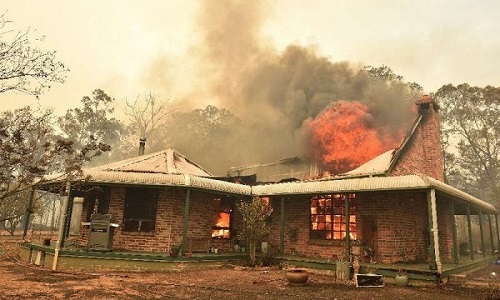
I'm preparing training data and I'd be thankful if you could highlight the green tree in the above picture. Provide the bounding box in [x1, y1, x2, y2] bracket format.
[0, 13, 68, 97]
[435, 83, 500, 206]
[0, 106, 111, 225]
[59, 89, 123, 165]
[237, 197, 270, 266]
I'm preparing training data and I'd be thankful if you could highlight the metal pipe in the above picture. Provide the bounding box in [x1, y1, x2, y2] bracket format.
[138, 137, 146, 156]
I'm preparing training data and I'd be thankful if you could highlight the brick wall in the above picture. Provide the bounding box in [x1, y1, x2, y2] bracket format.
[77, 186, 239, 253]
[268, 191, 439, 264]
[390, 97, 445, 181]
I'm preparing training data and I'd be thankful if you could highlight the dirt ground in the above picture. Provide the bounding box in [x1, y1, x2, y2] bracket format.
[1, 235, 500, 299]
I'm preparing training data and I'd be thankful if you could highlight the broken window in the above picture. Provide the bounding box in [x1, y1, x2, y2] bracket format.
[212, 197, 232, 239]
[310, 194, 357, 240]
[123, 187, 159, 232]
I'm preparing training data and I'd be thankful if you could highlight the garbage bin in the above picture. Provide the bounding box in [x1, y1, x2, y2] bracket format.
[88, 214, 116, 251]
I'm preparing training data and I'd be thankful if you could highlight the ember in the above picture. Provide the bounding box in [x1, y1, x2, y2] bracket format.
[307, 101, 404, 174]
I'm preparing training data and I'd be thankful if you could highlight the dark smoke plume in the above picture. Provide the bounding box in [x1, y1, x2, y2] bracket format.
[144, 0, 421, 175]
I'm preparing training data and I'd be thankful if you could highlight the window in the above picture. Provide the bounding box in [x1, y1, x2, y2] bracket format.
[310, 194, 357, 240]
[123, 187, 159, 232]
[212, 197, 232, 239]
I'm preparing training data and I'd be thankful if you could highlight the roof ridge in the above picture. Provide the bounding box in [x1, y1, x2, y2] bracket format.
[100, 150, 168, 171]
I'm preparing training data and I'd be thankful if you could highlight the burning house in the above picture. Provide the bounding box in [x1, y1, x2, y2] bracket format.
[22, 95, 498, 279]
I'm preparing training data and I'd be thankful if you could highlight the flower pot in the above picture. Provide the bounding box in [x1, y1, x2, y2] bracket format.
[170, 245, 181, 257]
[395, 275, 409, 287]
[285, 268, 309, 285]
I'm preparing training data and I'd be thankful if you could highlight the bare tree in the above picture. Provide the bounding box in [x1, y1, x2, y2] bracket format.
[124, 92, 174, 150]
[0, 12, 69, 97]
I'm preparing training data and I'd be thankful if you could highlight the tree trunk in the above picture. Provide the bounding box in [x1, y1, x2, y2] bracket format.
[249, 240, 256, 266]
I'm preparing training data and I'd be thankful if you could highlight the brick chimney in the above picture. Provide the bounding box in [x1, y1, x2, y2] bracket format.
[138, 137, 146, 156]
[390, 95, 445, 181]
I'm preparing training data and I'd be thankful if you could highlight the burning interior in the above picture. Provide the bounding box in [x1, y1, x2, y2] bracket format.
[212, 197, 232, 239]
[310, 194, 357, 240]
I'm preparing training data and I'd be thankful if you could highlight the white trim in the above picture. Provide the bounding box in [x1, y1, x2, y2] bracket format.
[430, 189, 442, 273]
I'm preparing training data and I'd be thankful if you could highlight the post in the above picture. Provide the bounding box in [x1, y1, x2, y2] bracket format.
[496, 214, 500, 253]
[466, 205, 474, 261]
[181, 188, 191, 256]
[280, 197, 285, 256]
[427, 189, 441, 272]
[22, 188, 36, 240]
[61, 192, 75, 247]
[479, 209, 486, 258]
[488, 214, 495, 255]
[450, 200, 459, 264]
[345, 194, 351, 258]
[52, 181, 71, 271]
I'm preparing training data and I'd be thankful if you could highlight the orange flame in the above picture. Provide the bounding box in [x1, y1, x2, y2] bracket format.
[307, 101, 403, 174]
[214, 212, 230, 227]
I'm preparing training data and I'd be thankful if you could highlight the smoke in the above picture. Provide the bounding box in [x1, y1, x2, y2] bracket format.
[140, 0, 419, 175]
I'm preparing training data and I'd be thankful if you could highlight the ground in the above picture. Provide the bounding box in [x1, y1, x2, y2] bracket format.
[1, 235, 499, 299]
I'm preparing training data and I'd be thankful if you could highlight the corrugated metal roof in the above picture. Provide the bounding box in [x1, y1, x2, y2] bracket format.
[252, 174, 426, 195]
[42, 148, 496, 213]
[77, 170, 251, 195]
[44, 170, 496, 213]
[89, 148, 212, 177]
[345, 149, 395, 176]
[252, 174, 497, 213]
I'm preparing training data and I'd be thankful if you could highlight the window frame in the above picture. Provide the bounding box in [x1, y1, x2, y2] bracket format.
[122, 187, 159, 233]
[211, 197, 233, 239]
[310, 194, 357, 240]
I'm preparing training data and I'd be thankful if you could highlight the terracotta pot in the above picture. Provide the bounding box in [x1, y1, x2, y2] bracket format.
[170, 245, 181, 257]
[285, 268, 309, 285]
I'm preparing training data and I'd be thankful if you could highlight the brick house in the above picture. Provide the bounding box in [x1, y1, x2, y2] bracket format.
[36, 95, 497, 274]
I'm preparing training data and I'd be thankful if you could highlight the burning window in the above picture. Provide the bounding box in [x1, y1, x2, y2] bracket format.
[123, 188, 159, 232]
[212, 197, 232, 239]
[310, 194, 357, 240]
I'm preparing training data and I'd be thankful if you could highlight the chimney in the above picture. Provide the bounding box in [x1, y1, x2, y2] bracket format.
[389, 95, 445, 181]
[415, 94, 439, 115]
[415, 95, 444, 181]
[138, 138, 146, 156]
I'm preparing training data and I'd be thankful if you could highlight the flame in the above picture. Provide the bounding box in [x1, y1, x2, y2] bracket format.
[214, 212, 230, 227]
[307, 101, 403, 174]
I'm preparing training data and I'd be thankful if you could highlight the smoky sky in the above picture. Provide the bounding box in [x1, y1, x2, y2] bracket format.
[144, 0, 419, 175]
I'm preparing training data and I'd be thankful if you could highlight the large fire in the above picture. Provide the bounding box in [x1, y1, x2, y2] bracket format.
[307, 101, 404, 174]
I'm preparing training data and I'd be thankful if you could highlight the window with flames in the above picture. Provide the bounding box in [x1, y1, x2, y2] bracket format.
[212, 197, 232, 239]
[310, 194, 357, 240]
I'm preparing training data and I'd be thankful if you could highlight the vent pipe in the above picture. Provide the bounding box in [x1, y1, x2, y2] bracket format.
[138, 138, 146, 156]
